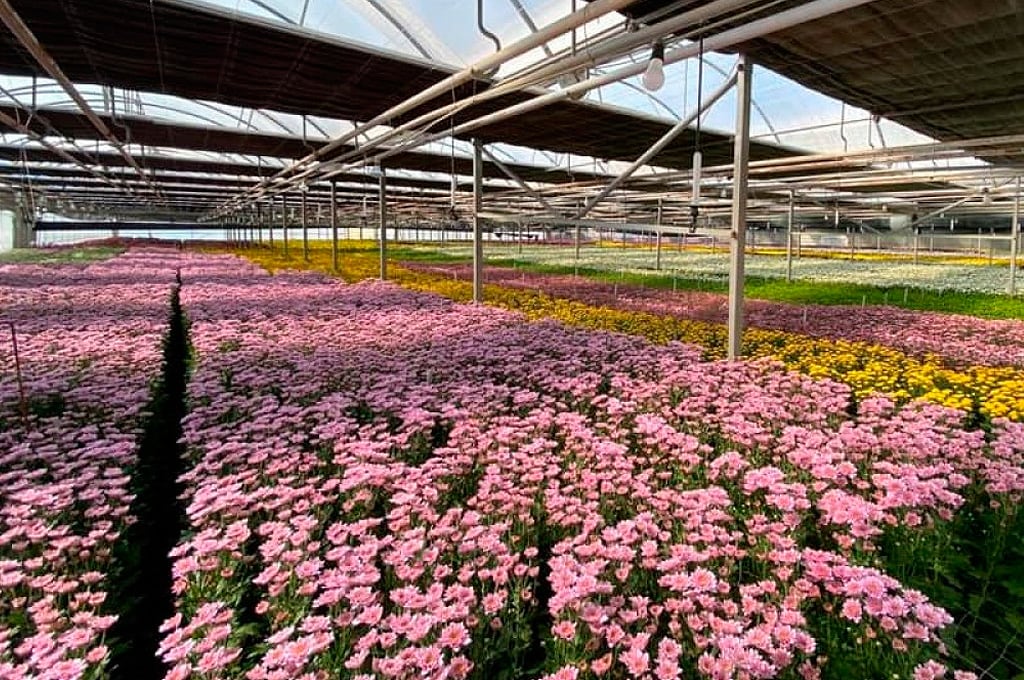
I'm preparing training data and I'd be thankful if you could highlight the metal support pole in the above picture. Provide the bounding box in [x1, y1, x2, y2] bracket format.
[282, 194, 290, 258]
[269, 196, 276, 248]
[655, 199, 663, 271]
[574, 200, 582, 262]
[473, 139, 484, 303]
[727, 55, 752, 361]
[260, 201, 266, 246]
[913, 228, 920, 264]
[331, 181, 339, 273]
[785, 190, 794, 282]
[1011, 176, 1020, 294]
[301, 190, 309, 261]
[379, 171, 388, 280]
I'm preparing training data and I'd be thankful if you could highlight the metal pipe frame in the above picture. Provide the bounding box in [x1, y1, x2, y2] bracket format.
[473, 140, 484, 302]
[331, 180, 339, 272]
[357, 0, 876, 193]
[0, 0, 158, 195]
[301, 189, 309, 261]
[785, 189, 795, 282]
[11, 1, 1024, 231]
[480, 146, 561, 215]
[727, 55, 752, 361]
[213, 0, 641, 212]
[379, 170, 388, 280]
[578, 64, 738, 218]
[214, 0, 805, 215]
[1011, 177, 1020, 295]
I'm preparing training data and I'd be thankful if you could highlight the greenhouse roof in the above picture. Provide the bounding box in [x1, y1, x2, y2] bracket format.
[599, 0, 1024, 161]
[727, 0, 1024, 158]
[0, 0, 794, 170]
[0, 0, 1020, 222]
[0, 105, 612, 184]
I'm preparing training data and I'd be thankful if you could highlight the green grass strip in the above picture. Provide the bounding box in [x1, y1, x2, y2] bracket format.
[0, 246, 124, 265]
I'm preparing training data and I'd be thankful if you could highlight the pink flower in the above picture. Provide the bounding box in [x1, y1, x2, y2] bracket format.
[914, 660, 947, 680]
[552, 619, 577, 641]
[840, 599, 863, 622]
[591, 654, 613, 676]
[482, 591, 506, 614]
[438, 623, 470, 649]
[620, 645, 650, 677]
[542, 666, 579, 680]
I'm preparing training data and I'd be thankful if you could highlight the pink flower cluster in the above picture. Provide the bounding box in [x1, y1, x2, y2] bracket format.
[0, 250, 181, 678]
[156, 253, 1022, 679]
[405, 263, 1024, 369]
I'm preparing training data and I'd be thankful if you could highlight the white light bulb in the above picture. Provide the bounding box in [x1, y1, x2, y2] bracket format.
[691, 150, 703, 205]
[642, 57, 665, 91]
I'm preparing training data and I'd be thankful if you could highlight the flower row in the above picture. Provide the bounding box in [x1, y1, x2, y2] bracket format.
[0, 250, 181, 678]
[449, 244, 1019, 296]
[163, 252, 1023, 679]
[239, 247, 1024, 422]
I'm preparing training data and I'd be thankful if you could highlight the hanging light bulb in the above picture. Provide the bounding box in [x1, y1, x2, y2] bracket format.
[690, 150, 703, 205]
[689, 150, 703, 232]
[641, 41, 665, 92]
[982, 188, 993, 206]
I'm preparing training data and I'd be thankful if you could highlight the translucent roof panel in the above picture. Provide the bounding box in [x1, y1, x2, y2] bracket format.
[0, 0, 990, 197]
[185, 0, 945, 157]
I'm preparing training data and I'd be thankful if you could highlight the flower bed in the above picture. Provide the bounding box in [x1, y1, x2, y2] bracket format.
[0, 249, 179, 678]
[238, 246, 1024, 423]
[162, 252, 1024, 679]
[438, 244, 1018, 296]
[405, 263, 1024, 370]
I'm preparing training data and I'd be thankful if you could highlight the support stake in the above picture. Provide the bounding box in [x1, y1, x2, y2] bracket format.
[8, 322, 28, 429]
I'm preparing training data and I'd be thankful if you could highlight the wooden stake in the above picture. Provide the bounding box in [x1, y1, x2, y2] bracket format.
[9, 322, 28, 429]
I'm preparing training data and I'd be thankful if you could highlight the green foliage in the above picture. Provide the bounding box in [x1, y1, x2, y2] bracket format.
[877, 497, 1024, 679]
[0, 246, 124, 265]
[27, 392, 67, 419]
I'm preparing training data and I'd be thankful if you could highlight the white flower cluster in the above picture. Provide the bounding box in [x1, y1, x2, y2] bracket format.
[435, 244, 1020, 295]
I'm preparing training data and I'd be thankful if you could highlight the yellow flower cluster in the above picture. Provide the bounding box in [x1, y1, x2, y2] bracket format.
[235, 244, 1023, 422]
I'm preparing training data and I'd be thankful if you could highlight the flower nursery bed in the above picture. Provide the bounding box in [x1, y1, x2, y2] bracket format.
[151, 252, 1024, 679]
[0, 249, 182, 678]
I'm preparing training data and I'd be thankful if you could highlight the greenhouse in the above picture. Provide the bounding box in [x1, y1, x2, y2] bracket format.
[1, 1, 1023, 679]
